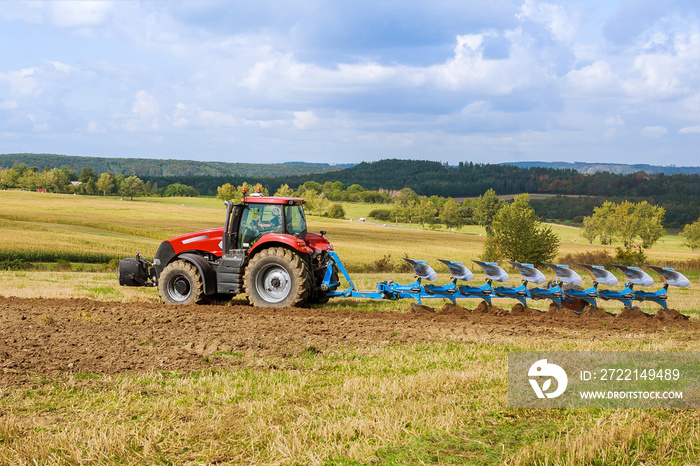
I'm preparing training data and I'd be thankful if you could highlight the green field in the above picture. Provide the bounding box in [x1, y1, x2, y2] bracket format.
[1, 190, 700, 464]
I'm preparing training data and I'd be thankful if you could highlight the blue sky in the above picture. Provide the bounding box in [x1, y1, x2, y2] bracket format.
[1, 0, 699, 166]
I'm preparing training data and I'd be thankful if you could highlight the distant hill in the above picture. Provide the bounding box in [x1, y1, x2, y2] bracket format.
[503, 161, 700, 175]
[0, 153, 345, 178]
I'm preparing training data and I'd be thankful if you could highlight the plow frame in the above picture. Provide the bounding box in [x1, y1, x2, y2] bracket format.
[320, 251, 689, 313]
[323, 252, 496, 305]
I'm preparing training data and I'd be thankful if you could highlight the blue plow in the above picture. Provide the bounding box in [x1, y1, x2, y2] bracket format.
[322, 251, 690, 312]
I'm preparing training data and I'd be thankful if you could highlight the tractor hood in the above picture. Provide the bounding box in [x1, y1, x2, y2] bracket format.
[168, 228, 225, 256]
[165, 228, 332, 258]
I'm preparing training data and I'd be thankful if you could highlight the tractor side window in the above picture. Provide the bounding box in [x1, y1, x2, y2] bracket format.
[237, 207, 259, 248]
[285, 205, 307, 237]
[237, 205, 285, 248]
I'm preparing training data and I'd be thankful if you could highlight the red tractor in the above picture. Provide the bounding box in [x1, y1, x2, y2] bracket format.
[118, 192, 339, 307]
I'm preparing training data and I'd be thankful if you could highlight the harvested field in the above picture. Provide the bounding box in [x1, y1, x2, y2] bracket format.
[2, 297, 700, 464]
[1, 297, 696, 384]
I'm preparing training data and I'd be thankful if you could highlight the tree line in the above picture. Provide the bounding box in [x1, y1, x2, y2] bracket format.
[0, 153, 343, 178]
[0, 164, 187, 199]
[581, 201, 666, 249]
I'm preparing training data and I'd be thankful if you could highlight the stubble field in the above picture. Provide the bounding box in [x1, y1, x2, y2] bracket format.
[1, 190, 699, 464]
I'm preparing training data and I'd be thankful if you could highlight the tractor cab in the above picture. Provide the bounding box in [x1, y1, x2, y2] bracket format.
[229, 196, 308, 250]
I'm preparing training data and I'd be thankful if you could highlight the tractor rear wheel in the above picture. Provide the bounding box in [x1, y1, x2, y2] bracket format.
[244, 247, 310, 308]
[158, 260, 205, 305]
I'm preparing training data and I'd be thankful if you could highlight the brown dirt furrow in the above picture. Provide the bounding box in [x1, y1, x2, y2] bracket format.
[0, 297, 697, 384]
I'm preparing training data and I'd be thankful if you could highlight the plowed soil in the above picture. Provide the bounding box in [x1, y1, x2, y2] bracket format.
[1, 297, 697, 385]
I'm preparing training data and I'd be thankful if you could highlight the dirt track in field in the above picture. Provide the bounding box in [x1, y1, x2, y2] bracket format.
[0, 297, 697, 385]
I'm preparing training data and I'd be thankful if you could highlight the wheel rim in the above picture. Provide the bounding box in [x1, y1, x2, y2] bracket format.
[167, 274, 192, 302]
[255, 265, 291, 304]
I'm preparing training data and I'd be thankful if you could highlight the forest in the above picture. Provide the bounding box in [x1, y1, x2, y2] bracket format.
[0, 153, 343, 178]
[140, 159, 700, 228]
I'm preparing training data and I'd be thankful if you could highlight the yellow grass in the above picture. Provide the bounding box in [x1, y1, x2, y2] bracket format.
[0, 190, 222, 240]
[1, 190, 696, 268]
[0, 218, 159, 263]
[0, 270, 162, 303]
[1, 330, 699, 464]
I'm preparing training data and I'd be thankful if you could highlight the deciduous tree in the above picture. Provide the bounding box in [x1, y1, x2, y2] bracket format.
[119, 176, 145, 200]
[439, 198, 466, 230]
[327, 203, 345, 219]
[163, 183, 198, 197]
[484, 194, 559, 264]
[680, 218, 700, 252]
[97, 173, 115, 196]
[216, 183, 239, 202]
[635, 201, 666, 249]
[473, 188, 504, 236]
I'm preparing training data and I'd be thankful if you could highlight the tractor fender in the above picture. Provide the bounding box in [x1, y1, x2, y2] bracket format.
[249, 233, 313, 256]
[177, 253, 217, 295]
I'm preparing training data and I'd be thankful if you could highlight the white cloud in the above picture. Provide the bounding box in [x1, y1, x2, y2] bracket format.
[172, 103, 188, 128]
[132, 90, 159, 119]
[427, 30, 548, 95]
[605, 116, 624, 126]
[128, 90, 160, 131]
[86, 121, 106, 134]
[50, 1, 114, 28]
[518, 0, 577, 43]
[388, 133, 415, 146]
[237, 28, 548, 105]
[292, 111, 319, 130]
[622, 32, 700, 99]
[460, 101, 492, 115]
[679, 125, 700, 134]
[197, 110, 239, 128]
[565, 61, 615, 92]
[602, 115, 624, 139]
[0, 67, 39, 96]
[641, 126, 667, 138]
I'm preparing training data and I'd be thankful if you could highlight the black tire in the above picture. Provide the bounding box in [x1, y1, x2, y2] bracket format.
[310, 291, 330, 305]
[158, 260, 204, 305]
[244, 247, 310, 308]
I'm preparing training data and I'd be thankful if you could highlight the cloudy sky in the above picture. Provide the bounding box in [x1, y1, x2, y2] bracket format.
[1, 1, 699, 166]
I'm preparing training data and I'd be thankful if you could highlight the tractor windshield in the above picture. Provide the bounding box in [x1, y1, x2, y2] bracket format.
[237, 203, 307, 248]
[285, 205, 307, 237]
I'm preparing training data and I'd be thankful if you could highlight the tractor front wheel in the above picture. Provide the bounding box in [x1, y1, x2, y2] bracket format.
[245, 248, 310, 308]
[158, 260, 205, 305]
